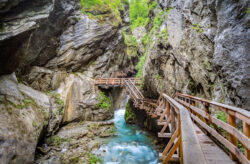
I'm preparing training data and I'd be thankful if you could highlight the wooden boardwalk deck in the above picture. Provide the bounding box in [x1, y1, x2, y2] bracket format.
[194, 124, 236, 164]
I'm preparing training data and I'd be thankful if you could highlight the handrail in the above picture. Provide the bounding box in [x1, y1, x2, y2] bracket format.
[158, 93, 206, 164]
[175, 93, 250, 163]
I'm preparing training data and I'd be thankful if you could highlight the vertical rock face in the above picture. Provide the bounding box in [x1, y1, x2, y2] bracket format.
[142, 0, 250, 109]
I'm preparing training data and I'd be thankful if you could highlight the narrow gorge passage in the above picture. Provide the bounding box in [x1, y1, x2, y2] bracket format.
[0, 0, 249, 163]
[97, 102, 158, 164]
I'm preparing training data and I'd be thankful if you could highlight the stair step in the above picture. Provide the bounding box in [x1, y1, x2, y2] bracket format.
[159, 153, 179, 162]
[157, 121, 168, 125]
[158, 132, 171, 138]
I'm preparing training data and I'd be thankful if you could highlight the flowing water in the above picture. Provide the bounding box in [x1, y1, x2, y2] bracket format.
[98, 108, 159, 164]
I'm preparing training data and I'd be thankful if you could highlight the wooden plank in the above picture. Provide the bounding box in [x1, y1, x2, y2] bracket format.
[228, 112, 243, 162]
[243, 122, 250, 160]
[158, 133, 172, 138]
[191, 113, 249, 164]
[194, 124, 235, 164]
[160, 115, 172, 134]
[170, 107, 176, 134]
[159, 153, 180, 162]
[163, 137, 181, 164]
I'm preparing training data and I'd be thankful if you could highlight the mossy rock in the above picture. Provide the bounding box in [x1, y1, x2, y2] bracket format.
[124, 102, 136, 124]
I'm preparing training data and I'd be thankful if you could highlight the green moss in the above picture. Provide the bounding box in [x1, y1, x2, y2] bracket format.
[32, 121, 37, 128]
[52, 93, 64, 115]
[81, 0, 124, 26]
[161, 27, 168, 43]
[122, 31, 138, 47]
[247, 8, 250, 14]
[155, 74, 161, 80]
[124, 102, 136, 123]
[192, 23, 204, 33]
[95, 91, 111, 110]
[8, 97, 37, 109]
[69, 156, 80, 164]
[214, 111, 227, 123]
[88, 153, 103, 164]
[46, 135, 70, 146]
[122, 30, 138, 57]
[43, 120, 48, 126]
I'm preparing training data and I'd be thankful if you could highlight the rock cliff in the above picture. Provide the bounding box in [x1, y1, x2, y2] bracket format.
[139, 0, 250, 110]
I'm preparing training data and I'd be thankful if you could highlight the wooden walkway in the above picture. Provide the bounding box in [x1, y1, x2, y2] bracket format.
[194, 124, 235, 164]
[95, 78, 250, 164]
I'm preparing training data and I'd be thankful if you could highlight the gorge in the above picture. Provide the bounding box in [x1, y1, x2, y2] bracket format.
[0, 0, 249, 164]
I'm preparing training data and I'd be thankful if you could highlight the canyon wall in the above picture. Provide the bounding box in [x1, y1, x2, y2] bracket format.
[139, 0, 249, 110]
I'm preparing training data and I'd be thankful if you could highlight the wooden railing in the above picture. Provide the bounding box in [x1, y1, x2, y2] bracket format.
[156, 93, 207, 164]
[95, 78, 141, 86]
[175, 93, 250, 163]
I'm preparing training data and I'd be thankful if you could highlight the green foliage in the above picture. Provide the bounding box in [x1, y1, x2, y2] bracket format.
[135, 53, 146, 79]
[32, 121, 37, 128]
[52, 93, 64, 115]
[149, 1, 157, 10]
[43, 120, 48, 126]
[69, 156, 80, 163]
[47, 135, 70, 146]
[238, 142, 245, 154]
[161, 27, 168, 43]
[214, 111, 227, 123]
[122, 30, 138, 57]
[8, 97, 37, 109]
[141, 10, 165, 46]
[88, 153, 103, 164]
[81, 0, 124, 26]
[153, 15, 163, 27]
[124, 102, 136, 123]
[96, 91, 111, 110]
[122, 30, 138, 47]
[155, 74, 161, 80]
[129, 0, 149, 29]
[247, 8, 250, 14]
[192, 23, 204, 33]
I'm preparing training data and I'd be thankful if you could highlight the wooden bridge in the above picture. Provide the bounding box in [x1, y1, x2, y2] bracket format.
[95, 78, 250, 164]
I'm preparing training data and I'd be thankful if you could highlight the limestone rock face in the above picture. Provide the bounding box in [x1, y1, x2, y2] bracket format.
[0, 0, 77, 75]
[0, 73, 52, 164]
[142, 0, 250, 109]
[58, 73, 113, 124]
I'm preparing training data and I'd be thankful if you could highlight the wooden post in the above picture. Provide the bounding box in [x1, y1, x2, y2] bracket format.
[243, 122, 250, 160]
[204, 102, 210, 125]
[170, 107, 176, 135]
[166, 101, 170, 117]
[227, 112, 237, 161]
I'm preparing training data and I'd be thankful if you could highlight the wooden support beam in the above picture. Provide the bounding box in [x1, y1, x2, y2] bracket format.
[227, 112, 238, 161]
[243, 122, 250, 160]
